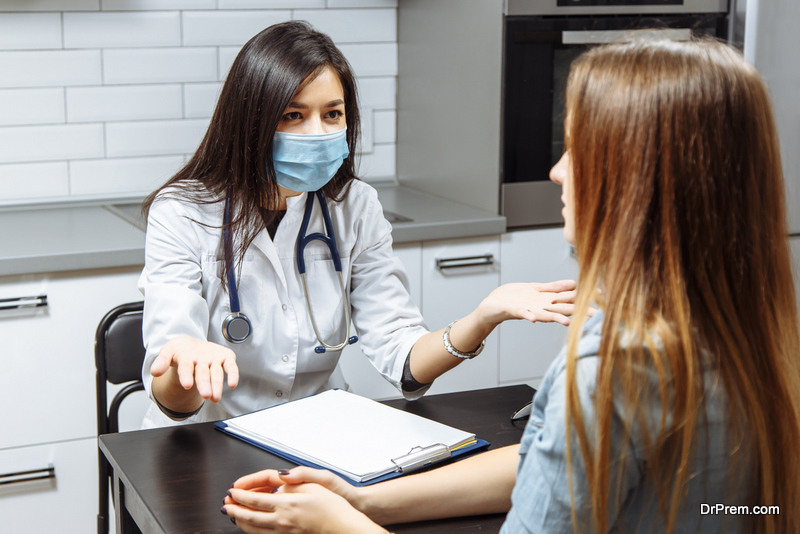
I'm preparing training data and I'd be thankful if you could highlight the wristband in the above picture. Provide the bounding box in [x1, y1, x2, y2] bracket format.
[442, 321, 485, 360]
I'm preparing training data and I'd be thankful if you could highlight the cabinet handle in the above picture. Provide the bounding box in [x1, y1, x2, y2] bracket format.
[0, 294, 48, 310]
[436, 254, 495, 271]
[0, 465, 56, 486]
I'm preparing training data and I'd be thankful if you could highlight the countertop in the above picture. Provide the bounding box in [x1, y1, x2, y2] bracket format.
[0, 185, 505, 277]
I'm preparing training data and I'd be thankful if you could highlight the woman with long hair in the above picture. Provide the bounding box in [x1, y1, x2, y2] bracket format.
[140, 20, 576, 428]
[222, 38, 800, 533]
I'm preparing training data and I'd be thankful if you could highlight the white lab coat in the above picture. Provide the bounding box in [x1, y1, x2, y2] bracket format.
[139, 180, 430, 428]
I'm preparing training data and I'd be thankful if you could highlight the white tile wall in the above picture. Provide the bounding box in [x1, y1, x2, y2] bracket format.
[0, 89, 65, 126]
[64, 12, 181, 49]
[0, 3, 398, 206]
[0, 14, 62, 50]
[67, 85, 183, 123]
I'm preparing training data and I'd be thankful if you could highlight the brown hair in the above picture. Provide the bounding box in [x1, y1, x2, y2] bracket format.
[142, 21, 360, 280]
[563, 38, 800, 533]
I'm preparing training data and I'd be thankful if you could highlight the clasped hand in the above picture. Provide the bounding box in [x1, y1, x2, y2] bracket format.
[222, 467, 382, 534]
[150, 337, 239, 403]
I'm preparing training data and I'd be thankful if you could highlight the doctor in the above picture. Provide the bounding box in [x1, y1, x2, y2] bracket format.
[139, 21, 577, 428]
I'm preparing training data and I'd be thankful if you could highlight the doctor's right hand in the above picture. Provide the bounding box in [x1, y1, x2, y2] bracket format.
[150, 336, 239, 403]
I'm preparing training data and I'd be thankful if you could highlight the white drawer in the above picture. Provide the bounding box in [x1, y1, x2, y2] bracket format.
[0, 438, 98, 533]
[0, 266, 143, 449]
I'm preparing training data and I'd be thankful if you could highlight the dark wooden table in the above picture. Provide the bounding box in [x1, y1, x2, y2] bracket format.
[100, 384, 535, 534]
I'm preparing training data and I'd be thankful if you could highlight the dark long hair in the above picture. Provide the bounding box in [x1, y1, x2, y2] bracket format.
[143, 20, 361, 278]
[563, 39, 800, 532]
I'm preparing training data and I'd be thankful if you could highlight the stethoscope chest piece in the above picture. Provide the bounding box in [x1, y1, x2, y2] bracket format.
[222, 311, 252, 344]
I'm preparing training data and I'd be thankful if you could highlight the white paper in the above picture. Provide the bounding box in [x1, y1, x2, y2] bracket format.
[222, 390, 475, 482]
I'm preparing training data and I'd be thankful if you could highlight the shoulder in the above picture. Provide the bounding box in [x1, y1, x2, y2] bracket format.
[336, 180, 381, 213]
[149, 183, 224, 224]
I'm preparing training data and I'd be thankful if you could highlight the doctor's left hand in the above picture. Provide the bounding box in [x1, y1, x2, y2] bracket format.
[477, 279, 582, 328]
[150, 337, 239, 403]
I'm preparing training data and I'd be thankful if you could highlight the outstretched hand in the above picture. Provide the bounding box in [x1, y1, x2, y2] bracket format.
[149, 336, 239, 403]
[478, 279, 585, 327]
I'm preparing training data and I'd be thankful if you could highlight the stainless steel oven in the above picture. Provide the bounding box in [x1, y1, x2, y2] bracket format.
[501, 0, 729, 229]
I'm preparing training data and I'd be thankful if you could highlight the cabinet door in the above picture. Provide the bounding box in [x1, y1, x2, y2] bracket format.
[338, 242, 423, 400]
[422, 236, 501, 395]
[790, 237, 800, 314]
[0, 437, 98, 533]
[0, 266, 143, 449]
[499, 228, 578, 386]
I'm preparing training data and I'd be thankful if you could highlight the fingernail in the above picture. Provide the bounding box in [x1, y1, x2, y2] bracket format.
[270, 487, 280, 493]
[278, 469, 291, 475]
[227, 490, 232, 498]
[220, 506, 228, 516]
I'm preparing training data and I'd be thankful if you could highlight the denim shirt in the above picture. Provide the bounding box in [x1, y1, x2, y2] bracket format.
[501, 311, 749, 533]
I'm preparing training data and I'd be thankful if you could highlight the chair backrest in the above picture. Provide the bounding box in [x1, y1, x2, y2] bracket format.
[95, 301, 146, 436]
[96, 301, 146, 534]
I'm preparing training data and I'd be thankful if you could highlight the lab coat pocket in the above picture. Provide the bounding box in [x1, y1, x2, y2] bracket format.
[200, 253, 265, 334]
[300, 242, 353, 347]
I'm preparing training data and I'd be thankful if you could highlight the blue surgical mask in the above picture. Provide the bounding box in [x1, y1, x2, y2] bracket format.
[271, 128, 349, 192]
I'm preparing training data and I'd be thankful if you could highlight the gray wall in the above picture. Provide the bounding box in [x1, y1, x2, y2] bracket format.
[397, 0, 504, 214]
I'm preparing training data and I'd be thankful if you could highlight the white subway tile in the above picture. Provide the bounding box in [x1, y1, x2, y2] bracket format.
[373, 110, 395, 144]
[66, 85, 182, 123]
[106, 119, 209, 157]
[64, 12, 180, 49]
[103, 48, 217, 84]
[358, 107, 373, 154]
[0, 0, 98, 11]
[70, 155, 184, 195]
[219, 0, 324, 8]
[0, 162, 69, 201]
[327, 0, 397, 7]
[338, 43, 397, 77]
[0, 88, 64, 126]
[182, 10, 291, 46]
[356, 76, 395, 110]
[0, 50, 101, 89]
[184, 82, 223, 119]
[0, 124, 104, 164]
[294, 9, 395, 43]
[0, 14, 62, 50]
[358, 142, 394, 179]
[101, 0, 214, 10]
[218, 46, 243, 80]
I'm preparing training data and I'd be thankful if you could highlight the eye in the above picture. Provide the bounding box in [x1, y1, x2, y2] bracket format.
[282, 111, 302, 121]
[325, 110, 344, 120]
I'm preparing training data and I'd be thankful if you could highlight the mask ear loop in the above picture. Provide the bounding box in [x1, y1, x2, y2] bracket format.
[222, 198, 252, 343]
[297, 191, 357, 353]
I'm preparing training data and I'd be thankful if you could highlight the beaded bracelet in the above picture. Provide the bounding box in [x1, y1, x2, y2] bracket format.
[443, 321, 485, 360]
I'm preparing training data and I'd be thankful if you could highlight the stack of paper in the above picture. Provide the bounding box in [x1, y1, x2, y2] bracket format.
[215, 389, 487, 485]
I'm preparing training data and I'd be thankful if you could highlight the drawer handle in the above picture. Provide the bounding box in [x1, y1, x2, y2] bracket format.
[0, 294, 48, 310]
[436, 254, 495, 271]
[0, 465, 56, 486]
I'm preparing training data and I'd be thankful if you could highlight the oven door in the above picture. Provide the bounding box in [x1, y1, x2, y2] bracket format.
[501, 13, 727, 229]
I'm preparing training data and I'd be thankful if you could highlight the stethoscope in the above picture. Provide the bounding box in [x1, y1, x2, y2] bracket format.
[221, 191, 358, 354]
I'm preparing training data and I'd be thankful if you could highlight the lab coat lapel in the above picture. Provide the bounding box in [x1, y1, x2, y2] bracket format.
[248, 193, 308, 293]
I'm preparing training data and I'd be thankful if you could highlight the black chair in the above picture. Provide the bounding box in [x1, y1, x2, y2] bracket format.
[95, 301, 146, 534]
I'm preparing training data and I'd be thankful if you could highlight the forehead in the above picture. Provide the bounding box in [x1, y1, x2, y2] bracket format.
[292, 66, 344, 101]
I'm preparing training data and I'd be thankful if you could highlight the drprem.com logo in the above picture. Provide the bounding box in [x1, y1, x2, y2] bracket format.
[701, 504, 780, 515]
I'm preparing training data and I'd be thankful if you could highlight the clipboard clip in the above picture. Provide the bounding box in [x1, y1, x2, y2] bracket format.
[391, 443, 451, 474]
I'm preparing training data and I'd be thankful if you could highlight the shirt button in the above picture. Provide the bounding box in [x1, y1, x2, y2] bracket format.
[282, 304, 288, 311]
[282, 355, 289, 362]
[276, 390, 283, 397]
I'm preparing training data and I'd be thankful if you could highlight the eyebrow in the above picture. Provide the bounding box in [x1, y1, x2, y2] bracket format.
[286, 99, 345, 109]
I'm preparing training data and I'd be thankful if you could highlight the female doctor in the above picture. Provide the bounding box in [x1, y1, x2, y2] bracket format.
[139, 21, 577, 427]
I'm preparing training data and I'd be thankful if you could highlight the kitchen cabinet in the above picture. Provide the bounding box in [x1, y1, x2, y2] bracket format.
[338, 242, 423, 400]
[790, 237, 800, 314]
[498, 228, 577, 388]
[0, 265, 143, 532]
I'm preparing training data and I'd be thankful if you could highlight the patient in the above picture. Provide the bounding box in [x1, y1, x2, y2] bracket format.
[221, 38, 800, 534]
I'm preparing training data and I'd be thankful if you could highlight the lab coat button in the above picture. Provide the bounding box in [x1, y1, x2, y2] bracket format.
[281, 304, 288, 311]
[276, 390, 283, 397]
[282, 355, 289, 362]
